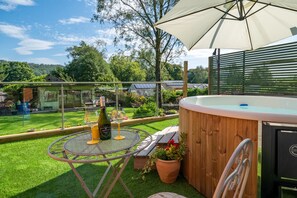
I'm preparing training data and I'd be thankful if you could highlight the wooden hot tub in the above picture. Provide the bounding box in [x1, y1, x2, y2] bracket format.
[179, 95, 297, 198]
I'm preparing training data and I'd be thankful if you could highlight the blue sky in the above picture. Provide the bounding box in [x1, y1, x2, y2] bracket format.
[0, 0, 297, 69]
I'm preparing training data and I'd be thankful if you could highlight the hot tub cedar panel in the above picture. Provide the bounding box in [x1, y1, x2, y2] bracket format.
[180, 107, 258, 198]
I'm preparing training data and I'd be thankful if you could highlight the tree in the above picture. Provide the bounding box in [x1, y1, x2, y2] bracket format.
[246, 66, 273, 86]
[3, 62, 35, 82]
[0, 62, 8, 82]
[188, 66, 208, 83]
[50, 67, 74, 82]
[163, 63, 183, 80]
[93, 0, 184, 107]
[109, 55, 146, 82]
[65, 41, 115, 82]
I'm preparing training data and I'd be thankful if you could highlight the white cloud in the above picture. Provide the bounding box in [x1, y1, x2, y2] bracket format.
[80, 0, 96, 7]
[59, 16, 90, 25]
[0, 24, 27, 39]
[28, 57, 61, 65]
[0, 0, 35, 11]
[53, 52, 68, 57]
[0, 23, 55, 55]
[15, 39, 54, 55]
[56, 34, 113, 46]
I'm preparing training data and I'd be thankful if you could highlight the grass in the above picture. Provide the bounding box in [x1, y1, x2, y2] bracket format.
[0, 118, 204, 198]
[0, 107, 135, 136]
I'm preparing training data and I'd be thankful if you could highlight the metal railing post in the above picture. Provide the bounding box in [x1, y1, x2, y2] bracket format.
[115, 85, 119, 110]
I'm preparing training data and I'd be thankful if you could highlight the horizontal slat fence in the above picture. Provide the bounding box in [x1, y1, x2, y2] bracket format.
[209, 42, 297, 95]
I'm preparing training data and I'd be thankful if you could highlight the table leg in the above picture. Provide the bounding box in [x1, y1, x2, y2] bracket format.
[103, 156, 133, 198]
[67, 162, 93, 198]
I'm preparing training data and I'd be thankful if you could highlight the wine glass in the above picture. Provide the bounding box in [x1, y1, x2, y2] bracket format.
[111, 108, 126, 140]
[84, 106, 99, 144]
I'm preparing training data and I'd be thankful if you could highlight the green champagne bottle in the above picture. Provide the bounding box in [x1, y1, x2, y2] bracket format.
[98, 96, 111, 140]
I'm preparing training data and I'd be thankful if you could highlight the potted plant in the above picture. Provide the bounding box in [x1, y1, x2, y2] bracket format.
[142, 132, 187, 183]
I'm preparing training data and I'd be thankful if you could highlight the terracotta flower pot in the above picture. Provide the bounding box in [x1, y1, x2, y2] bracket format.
[156, 159, 181, 183]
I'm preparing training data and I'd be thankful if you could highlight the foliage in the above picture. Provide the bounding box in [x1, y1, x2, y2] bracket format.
[93, 0, 184, 108]
[162, 63, 183, 80]
[165, 109, 178, 115]
[142, 132, 187, 177]
[0, 62, 8, 81]
[50, 67, 73, 82]
[3, 62, 35, 82]
[246, 65, 274, 86]
[28, 63, 62, 76]
[65, 41, 115, 82]
[109, 55, 146, 82]
[162, 89, 182, 104]
[188, 66, 208, 83]
[133, 102, 161, 118]
[187, 87, 208, 96]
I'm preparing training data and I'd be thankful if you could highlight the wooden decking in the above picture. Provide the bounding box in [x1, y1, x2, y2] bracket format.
[133, 126, 179, 169]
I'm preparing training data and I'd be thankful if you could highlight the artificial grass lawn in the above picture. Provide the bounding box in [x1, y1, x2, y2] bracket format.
[0, 107, 135, 136]
[0, 118, 203, 198]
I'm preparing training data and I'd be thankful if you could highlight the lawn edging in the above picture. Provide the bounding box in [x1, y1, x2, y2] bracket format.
[0, 114, 178, 143]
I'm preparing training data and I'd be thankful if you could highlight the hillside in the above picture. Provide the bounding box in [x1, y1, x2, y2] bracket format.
[28, 63, 63, 76]
[0, 60, 63, 76]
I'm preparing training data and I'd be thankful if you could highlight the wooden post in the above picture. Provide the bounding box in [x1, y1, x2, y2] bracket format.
[183, 61, 188, 98]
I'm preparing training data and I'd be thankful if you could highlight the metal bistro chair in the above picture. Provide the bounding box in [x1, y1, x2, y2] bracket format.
[213, 138, 253, 198]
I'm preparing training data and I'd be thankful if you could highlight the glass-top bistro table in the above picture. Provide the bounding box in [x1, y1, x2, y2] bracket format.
[48, 128, 152, 198]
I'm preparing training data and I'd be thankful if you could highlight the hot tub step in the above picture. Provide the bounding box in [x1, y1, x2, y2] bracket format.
[133, 126, 179, 169]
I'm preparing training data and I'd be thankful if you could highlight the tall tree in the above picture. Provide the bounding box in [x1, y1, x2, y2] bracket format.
[3, 62, 35, 82]
[65, 41, 115, 82]
[50, 67, 74, 82]
[110, 55, 146, 82]
[188, 66, 208, 83]
[163, 63, 183, 80]
[93, 0, 184, 107]
[0, 62, 8, 82]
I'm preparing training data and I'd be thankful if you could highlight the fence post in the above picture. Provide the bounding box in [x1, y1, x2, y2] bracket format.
[217, 48, 221, 95]
[242, 51, 246, 94]
[183, 61, 188, 98]
[61, 84, 65, 130]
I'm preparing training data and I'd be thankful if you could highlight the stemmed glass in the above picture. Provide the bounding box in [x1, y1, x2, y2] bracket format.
[84, 107, 99, 144]
[111, 108, 126, 140]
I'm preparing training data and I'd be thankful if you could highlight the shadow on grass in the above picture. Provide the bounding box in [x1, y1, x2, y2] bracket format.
[12, 160, 202, 198]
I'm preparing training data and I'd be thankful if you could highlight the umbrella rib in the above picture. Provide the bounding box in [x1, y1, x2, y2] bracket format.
[244, 0, 258, 17]
[246, 4, 269, 18]
[243, 5, 254, 50]
[256, 1, 297, 13]
[189, 2, 238, 50]
[154, 1, 234, 27]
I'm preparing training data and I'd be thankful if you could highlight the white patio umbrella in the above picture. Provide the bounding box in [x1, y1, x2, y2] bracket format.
[155, 0, 297, 50]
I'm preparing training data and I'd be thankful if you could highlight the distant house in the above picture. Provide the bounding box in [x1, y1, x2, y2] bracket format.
[128, 81, 208, 96]
[128, 83, 157, 97]
[162, 81, 184, 90]
[163, 80, 208, 90]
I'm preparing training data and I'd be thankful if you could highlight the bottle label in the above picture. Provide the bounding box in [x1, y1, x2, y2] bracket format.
[99, 124, 111, 140]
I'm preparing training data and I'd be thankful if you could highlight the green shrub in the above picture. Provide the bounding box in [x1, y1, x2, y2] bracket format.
[165, 109, 178, 115]
[187, 87, 208, 96]
[162, 90, 182, 104]
[133, 102, 163, 118]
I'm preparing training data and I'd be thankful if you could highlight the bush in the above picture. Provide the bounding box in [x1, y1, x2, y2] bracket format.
[187, 87, 208, 96]
[165, 109, 178, 115]
[162, 90, 182, 104]
[133, 102, 164, 118]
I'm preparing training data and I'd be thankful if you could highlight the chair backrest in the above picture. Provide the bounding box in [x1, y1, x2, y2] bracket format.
[213, 138, 253, 198]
